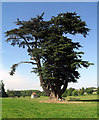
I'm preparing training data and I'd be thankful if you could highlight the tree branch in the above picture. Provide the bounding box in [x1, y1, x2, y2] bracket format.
[19, 34, 32, 51]
[10, 61, 37, 75]
[19, 61, 37, 65]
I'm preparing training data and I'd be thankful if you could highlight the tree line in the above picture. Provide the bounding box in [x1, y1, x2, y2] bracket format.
[6, 90, 47, 98]
[5, 87, 99, 98]
[62, 87, 98, 97]
[0, 81, 98, 98]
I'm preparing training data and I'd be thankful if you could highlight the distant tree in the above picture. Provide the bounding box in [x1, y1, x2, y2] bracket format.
[67, 91, 71, 96]
[0, 80, 8, 97]
[21, 91, 26, 98]
[79, 87, 85, 95]
[13, 91, 17, 97]
[62, 90, 67, 97]
[7, 89, 42, 97]
[72, 90, 78, 96]
[23, 94, 26, 98]
[86, 88, 93, 94]
[5, 12, 93, 99]
[25, 91, 29, 96]
[82, 87, 84, 91]
[16, 91, 21, 98]
[9, 93, 14, 97]
[66, 88, 75, 96]
[97, 87, 99, 95]
[7, 90, 10, 97]
[28, 91, 32, 96]
[40, 91, 48, 96]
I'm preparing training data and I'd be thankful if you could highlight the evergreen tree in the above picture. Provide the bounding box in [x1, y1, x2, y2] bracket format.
[5, 12, 93, 99]
[0, 80, 8, 97]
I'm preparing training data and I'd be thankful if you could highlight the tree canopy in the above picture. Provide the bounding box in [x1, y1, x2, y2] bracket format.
[5, 12, 93, 99]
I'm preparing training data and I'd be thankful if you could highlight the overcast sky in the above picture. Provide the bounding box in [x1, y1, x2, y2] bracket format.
[1, 2, 97, 91]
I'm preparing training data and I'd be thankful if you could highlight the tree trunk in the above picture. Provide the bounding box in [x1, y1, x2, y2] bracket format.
[36, 57, 51, 96]
[35, 56, 68, 99]
[49, 91, 56, 99]
[49, 91, 62, 100]
[49, 82, 68, 100]
[39, 74, 51, 96]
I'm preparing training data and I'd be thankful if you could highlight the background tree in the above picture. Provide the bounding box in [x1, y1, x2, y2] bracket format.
[9, 93, 14, 97]
[0, 80, 8, 97]
[72, 90, 78, 96]
[85, 87, 93, 95]
[40, 91, 48, 96]
[7, 90, 15, 97]
[7, 89, 42, 97]
[79, 87, 85, 95]
[5, 12, 93, 99]
[66, 88, 75, 96]
[62, 90, 68, 97]
[97, 87, 99, 95]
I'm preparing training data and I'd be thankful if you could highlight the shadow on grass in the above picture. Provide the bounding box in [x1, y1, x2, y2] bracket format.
[68, 99, 99, 102]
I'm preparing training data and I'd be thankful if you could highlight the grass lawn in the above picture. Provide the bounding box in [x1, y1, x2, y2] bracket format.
[2, 95, 98, 118]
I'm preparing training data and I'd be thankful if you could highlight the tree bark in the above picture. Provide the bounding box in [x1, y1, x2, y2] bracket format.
[39, 74, 51, 96]
[49, 82, 68, 100]
[36, 57, 51, 96]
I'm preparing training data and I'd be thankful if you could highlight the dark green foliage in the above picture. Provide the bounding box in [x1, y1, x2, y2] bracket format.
[62, 87, 97, 97]
[17, 91, 21, 98]
[72, 90, 78, 96]
[66, 88, 75, 96]
[97, 87, 99, 95]
[79, 87, 85, 95]
[10, 64, 18, 75]
[85, 87, 93, 95]
[7, 90, 45, 97]
[40, 91, 48, 96]
[0, 80, 8, 97]
[62, 90, 67, 97]
[8, 93, 14, 97]
[62, 88, 75, 97]
[5, 12, 93, 99]
[7, 90, 16, 97]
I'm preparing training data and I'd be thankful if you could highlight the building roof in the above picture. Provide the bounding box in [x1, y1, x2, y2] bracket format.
[32, 92, 36, 95]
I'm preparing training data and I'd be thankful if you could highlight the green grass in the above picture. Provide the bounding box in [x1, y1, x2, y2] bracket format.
[2, 95, 98, 118]
[64, 94, 98, 100]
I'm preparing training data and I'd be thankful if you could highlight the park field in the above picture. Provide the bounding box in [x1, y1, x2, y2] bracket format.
[2, 95, 98, 118]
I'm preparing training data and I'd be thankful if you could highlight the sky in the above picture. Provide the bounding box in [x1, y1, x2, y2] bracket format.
[0, 0, 98, 2]
[1, 2, 97, 91]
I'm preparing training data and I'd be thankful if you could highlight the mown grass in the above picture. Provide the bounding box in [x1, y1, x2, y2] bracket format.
[2, 95, 98, 118]
[64, 94, 98, 101]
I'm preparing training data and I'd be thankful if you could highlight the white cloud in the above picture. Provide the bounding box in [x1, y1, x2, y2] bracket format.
[0, 68, 43, 91]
